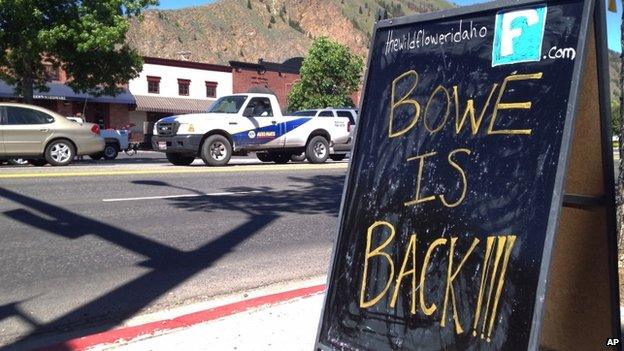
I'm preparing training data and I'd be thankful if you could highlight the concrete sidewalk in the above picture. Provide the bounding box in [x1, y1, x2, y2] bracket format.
[38, 278, 327, 351]
[101, 294, 324, 351]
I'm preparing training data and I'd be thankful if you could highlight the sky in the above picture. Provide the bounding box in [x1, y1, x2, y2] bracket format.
[156, 0, 622, 52]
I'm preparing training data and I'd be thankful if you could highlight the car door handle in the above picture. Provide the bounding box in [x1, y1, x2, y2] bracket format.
[271, 121, 277, 125]
[229, 122, 237, 125]
[39, 128, 49, 132]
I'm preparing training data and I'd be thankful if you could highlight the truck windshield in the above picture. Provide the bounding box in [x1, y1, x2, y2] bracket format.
[292, 110, 317, 116]
[207, 96, 248, 114]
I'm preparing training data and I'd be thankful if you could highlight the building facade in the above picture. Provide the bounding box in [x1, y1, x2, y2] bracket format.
[127, 57, 233, 141]
[229, 58, 303, 110]
[0, 66, 134, 130]
[0, 56, 310, 144]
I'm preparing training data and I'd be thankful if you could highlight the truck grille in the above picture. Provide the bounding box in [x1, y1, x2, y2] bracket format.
[156, 122, 179, 136]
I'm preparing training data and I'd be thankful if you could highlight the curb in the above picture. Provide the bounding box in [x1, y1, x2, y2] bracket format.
[37, 284, 326, 351]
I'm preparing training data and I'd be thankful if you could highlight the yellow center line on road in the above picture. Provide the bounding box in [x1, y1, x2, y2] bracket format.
[0, 163, 348, 179]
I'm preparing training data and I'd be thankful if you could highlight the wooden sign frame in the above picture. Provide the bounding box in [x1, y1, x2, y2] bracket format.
[316, 0, 621, 349]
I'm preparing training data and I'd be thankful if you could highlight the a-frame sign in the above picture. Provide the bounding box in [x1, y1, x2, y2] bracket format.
[316, 0, 621, 350]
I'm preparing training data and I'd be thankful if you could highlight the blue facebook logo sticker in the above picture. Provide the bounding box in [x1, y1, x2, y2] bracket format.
[492, 6, 547, 66]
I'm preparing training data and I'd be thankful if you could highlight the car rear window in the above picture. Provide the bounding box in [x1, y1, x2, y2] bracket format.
[337, 111, 355, 124]
[5, 107, 54, 125]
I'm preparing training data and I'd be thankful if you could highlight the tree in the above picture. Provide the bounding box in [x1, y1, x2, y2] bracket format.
[0, 0, 157, 104]
[613, 101, 621, 135]
[287, 37, 364, 111]
[247, 0, 252, 10]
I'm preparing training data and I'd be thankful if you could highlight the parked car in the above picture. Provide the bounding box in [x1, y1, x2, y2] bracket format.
[152, 93, 352, 166]
[0, 103, 104, 166]
[67, 117, 131, 160]
[291, 108, 358, 161]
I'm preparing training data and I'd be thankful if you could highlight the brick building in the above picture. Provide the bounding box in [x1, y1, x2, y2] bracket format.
[229, 58, 303, 110]
[0, 66, 134, 130]
[127, 57, 232, 141]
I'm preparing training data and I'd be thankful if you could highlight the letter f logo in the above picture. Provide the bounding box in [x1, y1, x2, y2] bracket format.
[492, 6, 547, 66]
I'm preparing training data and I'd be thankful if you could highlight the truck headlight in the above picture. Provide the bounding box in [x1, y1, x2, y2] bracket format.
[177, 123, 195, 134]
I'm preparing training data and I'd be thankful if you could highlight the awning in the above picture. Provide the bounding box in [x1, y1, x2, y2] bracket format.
[134, 95, 215, 114]
[0, 81, 135, 104]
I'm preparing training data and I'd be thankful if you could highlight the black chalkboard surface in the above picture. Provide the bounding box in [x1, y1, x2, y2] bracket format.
[316, 0, 619, 350]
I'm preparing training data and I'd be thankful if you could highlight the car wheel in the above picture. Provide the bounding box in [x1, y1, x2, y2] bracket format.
[329, 154, 346, 161]
[201, 135, 232, 166]
[272, 153, 290, 164]
[290, 153, 306, 162]
[103, 144, 119, 160]
[305, 136, 330, 164]
[28, 159, 48, 167]
[89, 152, 104, 160]
[8, 158, 29, 166]
[256, 152, 273, 162]
[45, 139, 75, 166]
[166, 153, 195, 166]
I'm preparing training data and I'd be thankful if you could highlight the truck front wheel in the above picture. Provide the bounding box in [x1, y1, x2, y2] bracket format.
[305, 136, 329, 164]
[166, 153, 195, 166]
[201, 135, 232, 166]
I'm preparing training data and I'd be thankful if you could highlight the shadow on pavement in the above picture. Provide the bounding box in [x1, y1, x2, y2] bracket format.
[0, 300, 42, 330]
[0, 173, 345, 350]
[162, 175, 344, 216]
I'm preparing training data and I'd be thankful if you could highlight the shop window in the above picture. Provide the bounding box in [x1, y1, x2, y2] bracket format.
[178, 79, 190, 96]
[147, 76, 161, 94]
[205, 81, 218, 98]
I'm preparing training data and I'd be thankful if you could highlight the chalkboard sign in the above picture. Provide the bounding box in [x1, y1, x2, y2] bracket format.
[316, 0, 620, 350]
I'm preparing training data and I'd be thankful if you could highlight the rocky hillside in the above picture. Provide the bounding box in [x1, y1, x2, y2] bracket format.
[610, 50, 621, 103]
[126, 0, 452, 64]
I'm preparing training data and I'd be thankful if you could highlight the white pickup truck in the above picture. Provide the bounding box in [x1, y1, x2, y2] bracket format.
[152, 93, 352, 166]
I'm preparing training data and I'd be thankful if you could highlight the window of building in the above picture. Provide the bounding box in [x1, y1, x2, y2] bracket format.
[178, 79, 190, 96]
[205, 81, 218, 98]
[147, 76, 161, 94]
[5, 107, 54, 125]
[44, 65, 60, 81]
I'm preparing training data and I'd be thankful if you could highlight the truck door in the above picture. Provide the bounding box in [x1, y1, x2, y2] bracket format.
[237, 97, 283, 149]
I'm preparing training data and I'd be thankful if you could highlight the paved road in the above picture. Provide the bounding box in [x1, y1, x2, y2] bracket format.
[0, 154, 348, 349]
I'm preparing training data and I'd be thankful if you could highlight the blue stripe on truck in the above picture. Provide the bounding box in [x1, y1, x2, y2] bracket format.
[232, 117, 312, 146]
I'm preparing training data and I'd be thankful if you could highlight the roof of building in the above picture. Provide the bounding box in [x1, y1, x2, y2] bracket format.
[134, 95, 215, 114]
[143, 57, 232, 73]
[229, 57, 304, 74]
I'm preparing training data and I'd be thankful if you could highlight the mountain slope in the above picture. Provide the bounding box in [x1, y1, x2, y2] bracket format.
[609, 50, 621, 103]
[126, 0, 453, 64]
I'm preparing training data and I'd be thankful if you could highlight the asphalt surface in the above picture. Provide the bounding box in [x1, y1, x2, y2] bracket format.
[0, 152, 348, 349]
